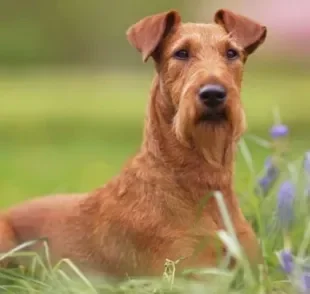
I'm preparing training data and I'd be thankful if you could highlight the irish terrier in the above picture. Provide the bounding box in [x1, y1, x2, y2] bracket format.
[0, 9, 267, 278]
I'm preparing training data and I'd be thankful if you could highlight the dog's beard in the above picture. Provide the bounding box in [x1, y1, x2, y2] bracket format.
[193, 122, 233, 168]
[173, 97, 246, 168]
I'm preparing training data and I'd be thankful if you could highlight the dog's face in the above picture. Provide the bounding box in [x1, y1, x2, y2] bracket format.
[127, 9, 266, 162]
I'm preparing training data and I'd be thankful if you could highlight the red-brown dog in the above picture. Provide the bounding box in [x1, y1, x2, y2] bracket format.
[0, 9, 267, 278]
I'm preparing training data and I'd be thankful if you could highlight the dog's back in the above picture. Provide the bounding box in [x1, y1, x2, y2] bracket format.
[0, 194, 88, 264]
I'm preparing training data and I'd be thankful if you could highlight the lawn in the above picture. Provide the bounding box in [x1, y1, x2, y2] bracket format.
[0, 64, 309, 293]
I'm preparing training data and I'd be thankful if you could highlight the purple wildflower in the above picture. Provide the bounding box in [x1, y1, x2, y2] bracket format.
[256, 157, 279, 196]
[277, 250, 310, 293]
[256, 175, 274, 196]
[278, 249, 294, 274]
[265, 157, 279, 178]
[270, 124, 289, 139]
[277, 181, 295, 230]
[300, 272, 310, 293]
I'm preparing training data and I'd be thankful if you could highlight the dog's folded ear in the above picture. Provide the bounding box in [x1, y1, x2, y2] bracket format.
[126, 10, 181, 62]
[214, 9, 267, 55]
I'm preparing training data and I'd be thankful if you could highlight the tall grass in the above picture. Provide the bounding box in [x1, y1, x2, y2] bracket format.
[1, 123, 310, 293]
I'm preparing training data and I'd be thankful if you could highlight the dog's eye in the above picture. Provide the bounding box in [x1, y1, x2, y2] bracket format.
[173, 49, 189, 60]
[226, 49, 239, 60]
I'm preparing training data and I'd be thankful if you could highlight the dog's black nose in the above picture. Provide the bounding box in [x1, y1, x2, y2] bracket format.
[199, 84, 227, 107]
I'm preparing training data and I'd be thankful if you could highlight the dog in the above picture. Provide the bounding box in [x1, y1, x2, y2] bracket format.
[0, 8, 267, 278]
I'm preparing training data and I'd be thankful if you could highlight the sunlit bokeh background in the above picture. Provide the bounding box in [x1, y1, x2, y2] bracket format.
[0, 0, 309, 208]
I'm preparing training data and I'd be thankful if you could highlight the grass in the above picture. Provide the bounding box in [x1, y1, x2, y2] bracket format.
[0, 63, 310, 292]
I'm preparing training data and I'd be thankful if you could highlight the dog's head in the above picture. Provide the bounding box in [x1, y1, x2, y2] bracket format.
[127, 9, 266, 164]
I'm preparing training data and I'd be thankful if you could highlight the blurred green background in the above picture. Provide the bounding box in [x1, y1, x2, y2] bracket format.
[0, 0, 309, 208]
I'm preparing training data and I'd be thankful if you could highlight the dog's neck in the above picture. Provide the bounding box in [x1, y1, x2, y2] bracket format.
[139, 75, 237, 193]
